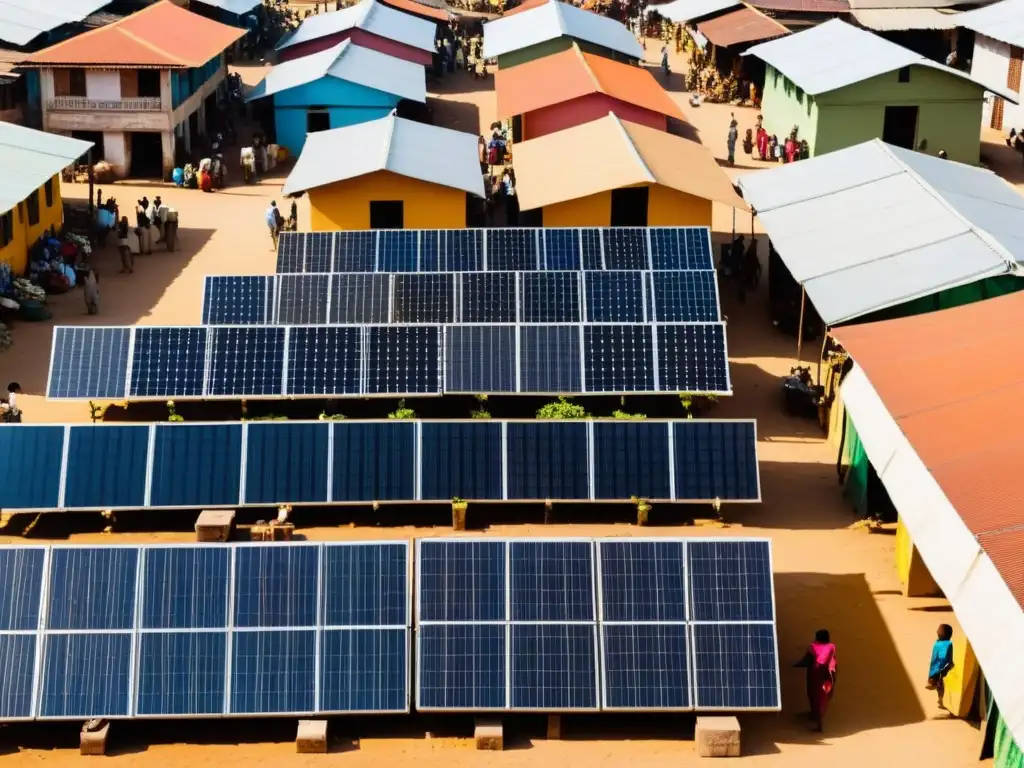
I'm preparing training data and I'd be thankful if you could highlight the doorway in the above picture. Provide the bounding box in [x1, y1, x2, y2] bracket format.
[71, 131, 104, 161]
[370, 200, 403, 229]
[610, 186, 649, 227]
[882, 105, 918, 150]
[307, 109, 330, 133]
[129, 132, 164, 178]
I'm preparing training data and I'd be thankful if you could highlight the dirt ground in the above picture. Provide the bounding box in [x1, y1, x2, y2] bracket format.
[0, 46, 998, 767]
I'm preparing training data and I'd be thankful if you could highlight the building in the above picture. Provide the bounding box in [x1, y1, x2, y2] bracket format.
[0, 122, 91, 274]
[483, 0, 643, 69]
[378, 0, 449, 25]
[0, 50, 25, 124]
[282, 114, 484, 230]
[277, 0, 435, 67]
[958, 0, 1024, 131]
[22, 1, 244, 178]
[512, 112, 747, 227]
[187, 0, 262, 29]
[744, 19, 1018, 163]
[0, 0, 112, 49]
[247, 40, 425, 156]
[496, 44, 686, 141]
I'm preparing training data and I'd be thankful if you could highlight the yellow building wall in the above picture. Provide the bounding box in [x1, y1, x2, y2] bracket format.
[308, 170, 467, 231]
[538, 184, 714, 227]
[0, 175, 64, 275]
[896, 516, 941, 597]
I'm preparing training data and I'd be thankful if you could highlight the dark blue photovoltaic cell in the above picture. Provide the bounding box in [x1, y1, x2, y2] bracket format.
[506, 422, 589, 499]
[543, 229, 580, 270]
[510, 624, 597, 710]
[332, 422, 415, 501]
[322, 543, 408, 626]
[444, 325, 516, 392]
[675, 421, 759, 501]
[230, 630, 316, 714]
[583, 325, 653, 392]
[393, 274, 454, 323]
[366, 326, 440, 394]
[0, 634, 35, 718]
[245, 422, 330, 504]
[599, 540, 686, 622]
[0, 548, 45, 630]
[275, 231, 303, 273]
[584, 271, 645, 321]
[378, 230, 418, 271]
[129, 327, 206, 398]
[47, 547, 138, 630]
[580, 229, 602, 270]
[136, 632, 227, 716]
[0, 426, 63, 510]
[207, 327, 285, 396]
[418, 540, 505, 622]
[688, 540, 774, 622]
[650, 271, 719, 322]
[420, 422, 502, 500]
[63, 425, 149, 509]
[418, 624, 506, 710]
[329, 274, 389, 323]
[421, 230, 483, 271]
[202, 276, 269, 324]
[149, 425, 242, 508]
[48, 327, 130, 399]
[510, 541, 594, 621]
[320, 629, 408, 712]
[286, 326, 362, 395]
[593, 422, 670, 499]
[460, 272, 516, 322]
[276, 275, 329, 324]
[141, 547, 230, 629]
[333, 231, 374, 272]
[520, 325, 581, 392]
[692, 624, 779, 709]
[603, 624, 690, 709]
[486, 229, 537, 270]
[234, 545, 319, 628]
[307, 232, 336, 273]
[521, 271, 579, 322]
[602, 229, 648, 270]
[657, 324, 729, 394]
[39, 633, 132, 718]
[650, 227, 713, 270]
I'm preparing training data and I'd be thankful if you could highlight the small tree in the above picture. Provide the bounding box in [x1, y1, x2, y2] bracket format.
[611, 409, 646, 420]
[166, 400, 184, 422]
[536, 397, 588, 419]
[388, 399, 416, 419]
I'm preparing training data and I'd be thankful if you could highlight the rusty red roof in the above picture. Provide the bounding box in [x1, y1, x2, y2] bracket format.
[750, 0, 848, 12]
[696, 6, 790, 47]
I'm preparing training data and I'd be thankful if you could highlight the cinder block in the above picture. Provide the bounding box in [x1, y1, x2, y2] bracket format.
[696, 716, 741, 758]
[296, 719, 328, 754]
[546, 714, 561, 740]
[195, 509, 235, 542]
[80, 720, 109, 756]
[475, 718, 503, 751]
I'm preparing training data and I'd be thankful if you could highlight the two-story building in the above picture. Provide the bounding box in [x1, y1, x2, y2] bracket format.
[24, 1, 244, 178]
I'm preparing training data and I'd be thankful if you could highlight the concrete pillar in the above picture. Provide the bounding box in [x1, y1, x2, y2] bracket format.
[197, 100, 206, 136]
[161, 131, 176, 179]
[474, 718, 503, 750]
[296, 720, 327, 753]
[695, 716, 740, 758]
[80, 720, 109, 756]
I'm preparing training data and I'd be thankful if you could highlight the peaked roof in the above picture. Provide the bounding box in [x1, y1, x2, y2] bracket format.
[737, 139, 1024, 325]
[503, 0, 552, 15]
[283, 114, 485, 197]
[247, 40, 426, 103]
[0, 0, 110, 47]
[24, 1, 245, 68]
[277, 0, 435, 54]
[696, 6, 789, 47]
[957, 0, 1024, 48]
[495, 45, 686, 121]
[378, 0, 449, 22]
[743, 18, 1017, 100]
[513, 112, 747, 211]
[483, 1, 643, 60]
[0, 122, 92, 213]
[657, 0, 742, 23]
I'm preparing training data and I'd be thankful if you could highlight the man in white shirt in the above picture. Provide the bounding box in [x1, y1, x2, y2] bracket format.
[3, 382, 22, 423]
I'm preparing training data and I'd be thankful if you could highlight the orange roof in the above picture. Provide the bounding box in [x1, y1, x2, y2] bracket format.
[496, 45, 686, 121]
[696, 6, 789, 48]
[504, 0, 551, 15]
[25, 1, 245, 68]
[379, 0, 450, 22]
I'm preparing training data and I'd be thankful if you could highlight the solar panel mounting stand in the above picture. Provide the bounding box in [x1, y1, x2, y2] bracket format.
[546, 715, 562, 740]
[194, 509, 235, 542]
[296, 720, 328, 754]
[80, 719, 109, 756]
[474, 718, 504, 751]
[695, 716, 741, 758]
[543, 500, 553, 524]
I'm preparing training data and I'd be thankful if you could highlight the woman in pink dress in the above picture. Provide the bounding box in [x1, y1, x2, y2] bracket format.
[795, 629, 837, 732]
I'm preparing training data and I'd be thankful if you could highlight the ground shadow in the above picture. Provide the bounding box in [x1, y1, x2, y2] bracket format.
[668, 115, 702, 144]
[430, 68, 496, 96]
[429, 96, 483, 135]
[980, 137, 1024, 185]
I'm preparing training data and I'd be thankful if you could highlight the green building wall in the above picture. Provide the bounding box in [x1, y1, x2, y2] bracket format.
[496, 36, 634, 69]
[761, 66, 821, 153]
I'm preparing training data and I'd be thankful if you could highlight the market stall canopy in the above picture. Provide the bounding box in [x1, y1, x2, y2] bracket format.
[282, 114, 485, 197]
[513, 112, 748, 211]
[0, 122, 92, 213]
[696, 6, 789, 47]
[188, 0, 262, 15]
[247, 39, 426, 103]
[657, 0, 741, 23]
[737, 139, 1024, 326]
[850, 8, 958, 30]
[834, 292, 1024, 753]
[956, 0, 1024, 48]
[277, 0, 435, 54]
[483, 0, 643, 60]
[0, 0, 110, 47]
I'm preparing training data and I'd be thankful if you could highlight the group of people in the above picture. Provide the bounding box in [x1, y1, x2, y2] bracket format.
[438, 32, 488, 79]
[726, 114, 809, 166]
[265, 199, 299, 249]
[114, 195, 180, 275]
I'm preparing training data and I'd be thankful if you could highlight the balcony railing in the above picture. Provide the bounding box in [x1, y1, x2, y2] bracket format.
[47, 96, 163, 112]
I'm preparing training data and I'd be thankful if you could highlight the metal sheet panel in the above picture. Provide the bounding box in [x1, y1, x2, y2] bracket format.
[657, 0, 741, 23]
[0, 634, 36, 719]
[320, 628, 408, 712]
[149, 425, 243, 508]
[483, 0, 643, 60]
[0, 548, 45, 631]
[135, 632, 228, 716]
[0, 426, 64, 510]
[0, 122, 91, 209]
[47, 547, 138, 631]
[140, 547, 231, 630]
[39, 633, 133, 719]
[63, 425, 149, 510]
[957, 0, 1024, 49]
[229, 630, 316, 714]
[244, 422, 330, 504]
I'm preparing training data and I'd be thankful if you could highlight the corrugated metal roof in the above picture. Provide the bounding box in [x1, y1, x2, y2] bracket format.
[697, 6, 790, 47]
[737, 139, 1024, 325]
[0, 0, 110, 47]
[504, 0, 551, 16]
[378, 0, 449, 23]
[189, 0, 261, 14]
[282, 114, 485, 197]
[277, 0, 435, 54]
[851, 7, 958, 29]
[849, 0, 962, 8]
[750, 0, 848, 12]
[483, 0, 643, 60]
[247, 40, 426, 103]
[657, 0, 742, 23]
[743, 18, 1018, 100]
[0, 122, 92, 213]
[957, 0, 1024, 49]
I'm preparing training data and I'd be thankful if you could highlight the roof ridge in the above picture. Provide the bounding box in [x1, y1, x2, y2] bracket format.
[381, 112, 398, 172]
[574, 45, 604, 95]
[24, 0, 165, 62]
[357, 0, 375, 27]
[552, 1, 569, 35]
[117, 27, 176, 64]
[610, 113, 656, 185]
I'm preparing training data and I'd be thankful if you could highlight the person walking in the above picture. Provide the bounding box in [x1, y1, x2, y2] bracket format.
[727, 116, 738, 166]
[163, 207, 179, 252]
[795, 629, 837, 733]
[926, 624, 955, 710]
[136, 198, 153, 254]
[117, 216, 133, 273]
[661, 43, 670, 77]
[266, 201, 283, 250]
[82, 269, 100, 315]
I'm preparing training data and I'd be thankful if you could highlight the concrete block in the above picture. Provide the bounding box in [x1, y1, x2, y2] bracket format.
[696, 716, 741, 758]
[80, 720, 109, 756]
[474, 718, 503, 751]
[296, 719, 328, 754]
[546, 714, 561, 740]
[195, 509, 235, 542]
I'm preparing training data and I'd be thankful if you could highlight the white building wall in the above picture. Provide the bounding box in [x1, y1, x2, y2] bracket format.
[972, 34, 1024, 131]
[103, 132, 128, 177]
[85, 70, 120, 100]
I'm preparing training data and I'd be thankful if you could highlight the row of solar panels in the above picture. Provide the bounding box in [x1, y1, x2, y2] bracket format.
[0, 419, 760, 511]
[47, 323, 731, 400]
[201, 270, 722, 326]
[276, 227, 715, 274]
[0, 538, 779, 720]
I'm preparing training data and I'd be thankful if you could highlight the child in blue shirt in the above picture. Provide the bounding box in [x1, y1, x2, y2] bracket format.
[926, 624, 955, 709]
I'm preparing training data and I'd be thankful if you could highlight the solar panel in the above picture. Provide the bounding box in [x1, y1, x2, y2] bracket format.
[422, 230, 483, 271]
[378, 230, 418, 271]
[330, 274, 390, 323]
[602, 624, 691, 709]
[275, 231, 303, 273]
[392, 274, 454, 323]
[63, 425, 149, 510]
[333, 231, 374, 272]
[207, 327, 285, 397]
[0, 634, 37, 719]
[0, 426, 64, 510]
[307, 232, 336, 273]
[519, 325, 582, 393]
[149, 424, 243, 508]
[585, 271, 645, 322]
[505, 421, 589, 500]
[136, 631, 227, 716]
[276, 275, 329, 325]
[234, 544, 319, 628]
[286, 326, 362, 396]
[244, 422, 330, 504]
[657, 323, 730, 394]
[691, 623, 779, 709]
[40, 633, 133, 718]
[0, 548, 45, 631]
[331, 422, 415, 502]
[47, 547, 138, 630]
[47, 327, 129, 399]
[542, 229, 581, 270]
[650, 271, 720, 322]
[231, 629, 316, 714]
[365, 326, 441, 395]
[592, 422, 671, 500]
[650, 228, 714, 270]
[688, 540, 774, 622]
[444, 325, 517, 393]
[129, 327, 206, 399]
[509, 541, 594, 622]
[202, 276, 270, 325]
[486, 228, 537, 270]
[418, 624, 506, 710]
[460, 272, 517, 322]
[583, 325, 655, 393]
[419, 422, 503, 500]
[140, 546, 230, 629]
[602, 229, 649, 270]
[521, 271, 580, 323]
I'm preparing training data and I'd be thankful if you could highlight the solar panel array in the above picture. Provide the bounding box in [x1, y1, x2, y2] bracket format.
[0, 542, 411, 720]
[0, 419, 760, 511]
[415, 538, 780, 712]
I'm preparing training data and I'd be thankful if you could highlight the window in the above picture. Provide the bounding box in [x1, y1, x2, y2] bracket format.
[0, 210, 12, 247]
[26, 190, 39, 226]
[68, 68, 87, 97]
[44, 179, 53, 208]
[307, 109, 330, 133]
[137, 69, 160, 98]
[898, 66, 911, 83]
[369, 201, 404, 229]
